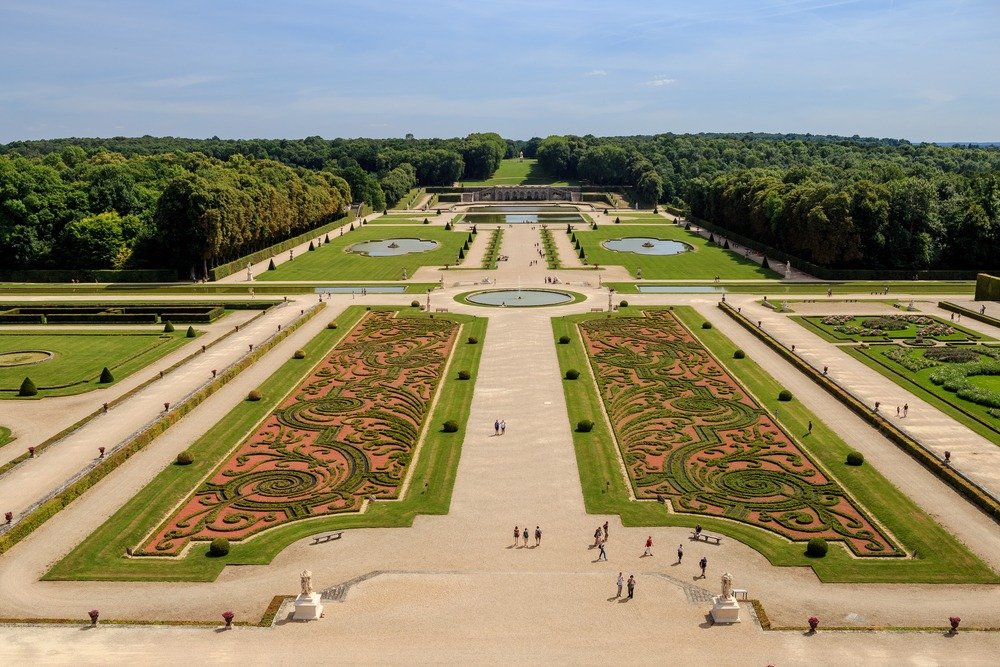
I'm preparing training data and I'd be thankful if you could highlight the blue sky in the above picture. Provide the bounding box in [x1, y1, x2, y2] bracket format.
[1, 0, 997, 142]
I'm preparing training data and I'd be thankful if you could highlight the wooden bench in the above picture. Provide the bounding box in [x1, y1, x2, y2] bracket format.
[692, 531, 723, 545]
[591, 308, 604, 312]
[311, 531, 343, 545]
[435, 308, 449, 312]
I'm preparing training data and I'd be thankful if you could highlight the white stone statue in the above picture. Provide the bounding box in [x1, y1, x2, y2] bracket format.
[710, 571, 741, 624]
[721, 572, 734, 600]
[300, 569, 313, 596]
[784, 260, 792, 279]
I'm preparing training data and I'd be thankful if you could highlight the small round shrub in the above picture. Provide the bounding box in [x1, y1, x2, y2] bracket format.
[410, 300, 420, 308]
[565, 369, 580, 380]
[247, 390, 262, 401]
[327, 322, 338, 329]
[577, 419, 595, 432]
[175, 450, 194, 465]
[846, 451, 865, 466]
[208, 538, 230, 557]
[18, 377, 37, 397]
[163, 321, 175, 333]
[777, 389, 793, 402]
[457, 370, 471, 380]
[99, 367, 115, 384]
[733, 349, 746, 359]
[442, 420, 459, 433]
[467, 336, 478, 344]
[619, 300, 629, 308]
[806, 538, 828, 557]
[701, 321, 713, 329]
[293, 349, 306, 359]
[186, 326, 196, 338]
[558, 335, 571, 344]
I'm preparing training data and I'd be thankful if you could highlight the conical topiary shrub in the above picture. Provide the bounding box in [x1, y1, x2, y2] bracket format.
[325, 234, 330, 243]
[761, 256, 771, 270]
[99, 367, 115, 384]
[186, 325, 196, 338]
[163, 321, 175, 333]
[458, 248, 465, 259]
[444, 222, 452, 230]
[308, 240, 315, 251]
[19, 376, 38, 396]
[268, 258, 276, 270]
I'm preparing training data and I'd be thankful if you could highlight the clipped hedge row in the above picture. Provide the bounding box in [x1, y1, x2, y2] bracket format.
[0, 303, 323, 556]
[209, 206, 370, 281]
[938, 300, 1000, 329]
[975, 273, 1000, 302]
[717, 301, 1000, 525]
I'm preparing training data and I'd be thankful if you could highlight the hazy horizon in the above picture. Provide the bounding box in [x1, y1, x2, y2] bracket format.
[2, 0, 998, 144]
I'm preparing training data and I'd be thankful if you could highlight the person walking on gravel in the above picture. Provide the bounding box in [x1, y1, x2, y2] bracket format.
[643, 536, 653, 557]
[699, 556, 708, 578]
[598, 542, 608, 561]
[513, 526, 519, 547]
[616, 572, 624, 598]
[523, 526, 529, 546]
[535, 526, 542, 546]
[627, 575, 635, 599]
[677, 543, 683, 563]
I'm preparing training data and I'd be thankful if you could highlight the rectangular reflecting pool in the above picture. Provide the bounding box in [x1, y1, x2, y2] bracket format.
[636, 285, 727, 293]
[462, 212, 583, 225]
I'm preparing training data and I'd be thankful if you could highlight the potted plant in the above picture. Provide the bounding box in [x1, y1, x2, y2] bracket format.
[949, 616, 961, 634]
[88, 609, 99, 626]
[222, 610, 235, 628]
[807, 616, 819, 633]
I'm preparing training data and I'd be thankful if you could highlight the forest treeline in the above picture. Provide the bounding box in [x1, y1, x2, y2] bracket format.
[2, 131, 999, 274]
[535, 133, 1000, 270]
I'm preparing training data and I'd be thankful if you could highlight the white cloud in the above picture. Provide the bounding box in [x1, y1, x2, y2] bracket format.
[585, 69, 607, 77]
[643, 76, 676, 87]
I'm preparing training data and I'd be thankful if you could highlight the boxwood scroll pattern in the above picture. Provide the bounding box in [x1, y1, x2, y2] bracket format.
[580, 311, 899, 557]
[141, 311, 458, 555]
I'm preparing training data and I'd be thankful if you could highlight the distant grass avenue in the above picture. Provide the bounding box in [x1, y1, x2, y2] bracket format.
[461, 159, 577, 186]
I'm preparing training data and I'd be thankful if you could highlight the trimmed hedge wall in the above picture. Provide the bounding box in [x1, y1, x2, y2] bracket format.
[209, 208, 370, 281]
[974, 274, 1000, 302]
[0, 269, 178, 283]
[717, 301, 1000, 526]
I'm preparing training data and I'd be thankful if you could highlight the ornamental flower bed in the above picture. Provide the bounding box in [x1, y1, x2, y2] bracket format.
[140, 311, 458, 556]
[580, 311, 899, 557]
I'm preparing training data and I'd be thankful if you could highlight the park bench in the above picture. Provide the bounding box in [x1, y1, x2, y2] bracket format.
[591, 308, 604, 312]
[691, 531, 723, 545]
[311, 531, 343, 545]
[435, 308, 449, 312]
[732, 588, 749, 600]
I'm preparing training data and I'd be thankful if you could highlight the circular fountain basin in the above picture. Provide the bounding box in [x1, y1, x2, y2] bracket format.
[602, 237, 692, 255]
[463, 289, 577, 307]
[348, 238, 439, 256]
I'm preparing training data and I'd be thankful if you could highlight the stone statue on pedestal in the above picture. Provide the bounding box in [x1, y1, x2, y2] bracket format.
[721, 572, 734, 600]
[709, 571, 741, 624]
[293, 568, 323, 621]
[300, 570, 313, 596]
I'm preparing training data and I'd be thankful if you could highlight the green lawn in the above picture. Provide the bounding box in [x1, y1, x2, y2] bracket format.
[576, 225, 779, 280]
[848, 344, 1000, 447]
[462, 159, 577, 186]
[365, 216, 433, 225]
[258, 226, 470, 281]
[552, 307, 996, 583]
[46, 306, 487, 581]
[606, 281, 976, 295]
[0, 330, 197, 398]
[0, 426, 12, 448]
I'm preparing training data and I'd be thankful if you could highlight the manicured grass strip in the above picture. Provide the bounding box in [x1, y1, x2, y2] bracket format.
[846, 345, 1000, 447]
[258, 226, 466, 281]
[606, 281, 976, 295]
[0, 331, 196, 398]
[482, 227, 503, 269]
[0, 426, 12, 448]
[540, 227, 561, 269]
[553, 307, 997, 583]
[792, 314, 987, 343]
[577, 224, 778, 280]
[0, 283, 435, 295]
[46, 307, 486, 581]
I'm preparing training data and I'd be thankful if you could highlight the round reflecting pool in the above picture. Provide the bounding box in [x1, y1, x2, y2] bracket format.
[602, 237, 692, 255]
[348, 238, 439, 256]
[464, 289, 576, 307]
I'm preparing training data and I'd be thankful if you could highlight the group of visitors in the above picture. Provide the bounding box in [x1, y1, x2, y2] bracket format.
[493, 419, 507, 436]
[512, 525, 542, 548]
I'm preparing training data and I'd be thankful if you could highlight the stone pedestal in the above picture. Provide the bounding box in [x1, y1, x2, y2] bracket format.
[710, 595, 741, 624]
[292, 592, 324, 621]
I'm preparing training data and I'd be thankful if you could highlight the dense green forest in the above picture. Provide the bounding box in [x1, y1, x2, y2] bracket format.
[2, 132, 999, 276]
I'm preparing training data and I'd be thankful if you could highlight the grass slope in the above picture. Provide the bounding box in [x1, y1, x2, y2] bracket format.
[606, 281, 976, 295]
[462, 159, 576, 186]
[46, 306, 486, 581]
[577, 225, 779, 280]
[0, 330, 196, 398]
[552, 306, 996, 583]
[258, 226, 467, 281]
